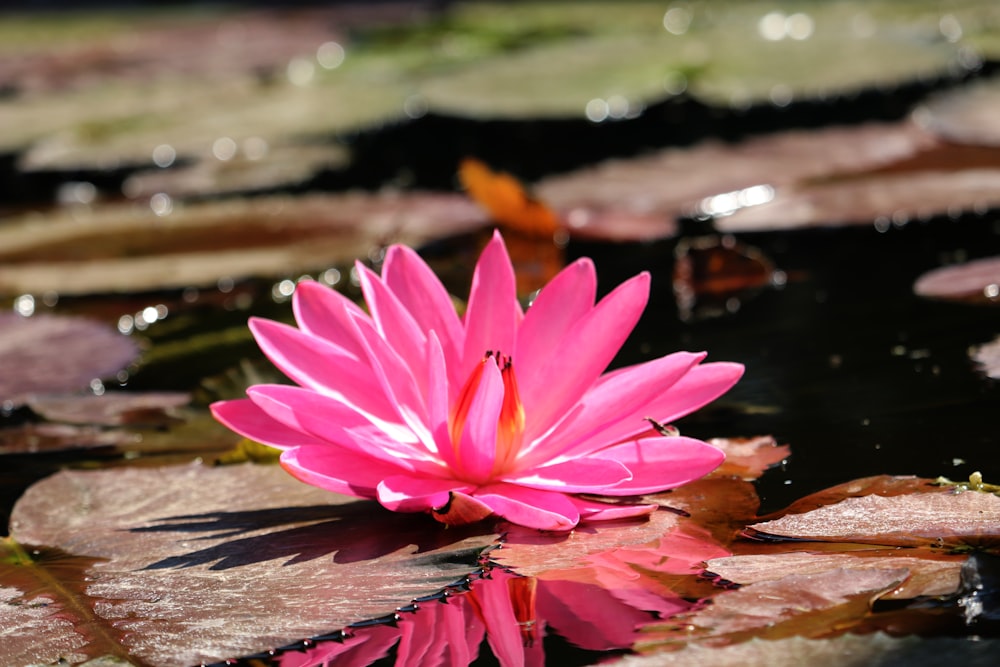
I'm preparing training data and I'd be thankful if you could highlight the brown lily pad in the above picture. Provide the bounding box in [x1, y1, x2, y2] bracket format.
[913, 255, 1000, 305]
[26, 391, 190, 427]
[715, 169, 1000, 232]
[0, 192, 486, 296]
[0, 423, 136, 455]
[705, 550, 965, 600]
[0, 313, 139, 407]
[915, 76, 1000, 147]
[5, 463, 500, 666]
[748, 490, 1000, 549]
[535, 121, 937, 227]
[643, 567, 907, 647]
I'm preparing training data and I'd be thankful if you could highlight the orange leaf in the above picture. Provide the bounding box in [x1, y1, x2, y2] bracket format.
[459, 158, 561, 239]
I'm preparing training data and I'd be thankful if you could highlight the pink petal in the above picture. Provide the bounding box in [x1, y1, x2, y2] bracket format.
[596, 436, 725, 496]
[382, 244, 466, 388]
[559, 360, 744, 458]
[569, 496, 658, 522]
[280, 446, 407, 499]
[344, 309, 435, 447]
[454, 357, 503, 483]
[473, 483, 580, 531]
[647, 360, 745, 424]
[376, 474, 474, 513]
[515, 257, 596, 380]
[356, 263, 429, 394]
[422, 333, 463, 472]
[248, 317, 397, 422]
[246, 384, 439, 473]
[462, 231, 523, 384]
[520, 272, 651, 440]
[501, 458, 631, 493]
[291, 280, 369, 360]
[209, 398, 326, 451]
[520, 351, 705, 464]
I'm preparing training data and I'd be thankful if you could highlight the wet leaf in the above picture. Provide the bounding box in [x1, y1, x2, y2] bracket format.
[643, 567, 908, 647]
[749, 489, 1000, 549]
[4, 463, 500, 666]
[0, 192, 486, 296]
[913, 256, 1000, 305]
[0, 313, 138, 407]
[763, 475, 935, 519]
[705, 550, 965, 600]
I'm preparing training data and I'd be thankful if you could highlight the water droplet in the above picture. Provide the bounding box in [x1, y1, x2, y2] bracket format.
[152, 144, 176, 168]
[13, 294, 35, 316]
[150, 192, 173, 216]
[663, 7, 692, 35]
[317, 41, 345, 69]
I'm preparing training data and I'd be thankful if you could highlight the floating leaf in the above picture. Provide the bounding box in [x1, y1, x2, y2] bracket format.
[26, 391, 190, 426]
[705, 550, 965, 600]
[642, 567, 908, 648]
[915, 77, 1000, 147]
[5, 463, 499, 666]
[535, 122, 935, 227]
[0, 423, 135, 455]
[749, 490, 1000, 549]
[0, 313, 138, 407]
[715, 169, 1000, 232]
[0, 192, 486, 296]
[913, 255, 1000, 305]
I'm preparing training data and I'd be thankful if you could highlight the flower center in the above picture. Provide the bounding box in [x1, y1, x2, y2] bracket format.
[449, 350, 525, 478]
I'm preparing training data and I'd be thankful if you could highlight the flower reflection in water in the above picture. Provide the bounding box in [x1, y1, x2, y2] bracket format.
[279, 523, 728, 667]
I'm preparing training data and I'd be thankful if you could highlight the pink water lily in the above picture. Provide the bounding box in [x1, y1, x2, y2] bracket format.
[212, 231, 743, 531]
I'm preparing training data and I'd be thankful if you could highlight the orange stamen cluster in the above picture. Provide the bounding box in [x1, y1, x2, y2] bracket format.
[449, 351, 526, 479]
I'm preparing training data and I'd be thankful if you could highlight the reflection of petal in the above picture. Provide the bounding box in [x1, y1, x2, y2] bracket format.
[279, 623, 398, 667]
[536, 579, 654, 651]
[468, 570, 546, 667]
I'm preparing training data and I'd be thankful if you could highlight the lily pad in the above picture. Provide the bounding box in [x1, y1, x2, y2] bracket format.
[0, 192, 486, 296]
[5, 462, 500, 666]
[705, 550, 965, 599]
[26, 391, 190, 426]
[715, 169, 1000, 232]
[0, 313, 138, 407]
[535, 121, 935, 225]
[913, 255, 1000, 304]
[915, 76, 1000, 147]
[748, 489, 1000, 548]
